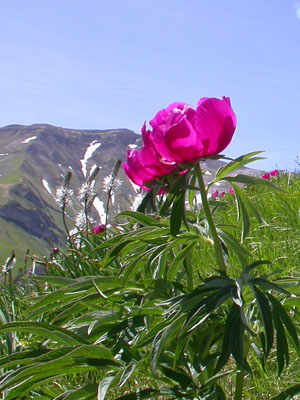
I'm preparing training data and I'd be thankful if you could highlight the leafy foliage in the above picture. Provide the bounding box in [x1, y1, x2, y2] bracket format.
[0, 155, 300, 399]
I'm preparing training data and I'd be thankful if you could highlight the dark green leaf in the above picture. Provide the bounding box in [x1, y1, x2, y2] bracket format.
[271, 384, 300, 400]
[251, 286, 273, 357]
[170, 191, 185, 236]
[244, 260, 271, 275]
[268, 293, 299, 349]
[160, 365, 194, 389]
[115, 389, 160, 400]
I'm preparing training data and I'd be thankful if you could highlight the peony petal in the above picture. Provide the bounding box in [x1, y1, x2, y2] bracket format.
[194, 97, 237, 157]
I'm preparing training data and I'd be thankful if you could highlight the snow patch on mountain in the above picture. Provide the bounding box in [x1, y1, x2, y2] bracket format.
[42, 179, 52, 194]
[22, 136, 37, 144]
[80, 141, 101, 178]
[93, 197, 106, 223]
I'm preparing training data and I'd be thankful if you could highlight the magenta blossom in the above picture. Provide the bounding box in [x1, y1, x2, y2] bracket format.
[212, 190, 219, 199]
[220, 191, 225, 198]
[262, 173, 270, 180]
[229, 187, 235, 196]
[149, 97, 236, 164]
[93, 224, 106, 235]
[270, 169, 279, 177]
[123, 123, 177, 190]
[123, 97, 236, 189]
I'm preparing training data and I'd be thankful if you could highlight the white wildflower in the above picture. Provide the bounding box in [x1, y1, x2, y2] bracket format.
[55, 186, 74, 208]
[103, 174, 122, 193]
[78, 182, 96, 202]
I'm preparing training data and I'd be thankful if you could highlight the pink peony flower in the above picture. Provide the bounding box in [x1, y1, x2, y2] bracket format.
[270, 169, 279, 177]
[262, 173, 270, 180]
[123, 123, 177, 190]
[212, 190, 219, 199]
[229, 187, 235, 196]
[123, 97, 236, 189]
[93, 224, 106, 235]
[149, 97, 236, 164]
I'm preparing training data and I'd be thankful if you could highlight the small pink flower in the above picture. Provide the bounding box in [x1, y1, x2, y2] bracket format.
[212, 190, 219, 199]
[220, 191, 225, 198]
[270, 169, 279, 177]
[52, 247, 59, 254]
[229, 187, 235, 196]
[93, 224, 106, 235]
[262, 173, 270, 180]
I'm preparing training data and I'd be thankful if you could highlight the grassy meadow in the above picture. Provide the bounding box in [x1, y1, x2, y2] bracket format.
[0, 164, 300, 399]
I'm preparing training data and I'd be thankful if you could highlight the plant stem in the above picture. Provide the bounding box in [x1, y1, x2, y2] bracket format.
[234, 371, 244, 400]
[194, 163, 227, 275]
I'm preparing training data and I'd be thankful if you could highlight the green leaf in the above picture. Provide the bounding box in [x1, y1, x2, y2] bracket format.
[230, 307, 251, 373]
[119, 361, 138, 387]
[160, 365, 194, 389]
[214, 151, 265, 182]
[243, 260, 271, 275]
[160, 192, 176, 216]
[26, 276, 124, 318]
[231, 184, 250, 242]
[271, 384, 300, 400]
[188, 175, 197, 209]
[223, 174, 282, 191]
[168, 242, 196, 281]
[114, 389, 160, 400]
[98, 376, 115, 400]
[0, 345, 118, 399]
[0, 321, 88, 346]
[215, 305, 238, 372]
[268, 294, 299, 349]
[251, 286, 274, 357]
[57, 384, 98, 400]
[252, 278, 290, 296]
[218, 229, 250, 265]
[273, 306, 289, 375]
[118, 211, 165, 227]
[151, 316, 184, 375]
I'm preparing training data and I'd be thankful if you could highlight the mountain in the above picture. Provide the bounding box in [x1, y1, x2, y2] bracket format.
[0, 124, 142, 263]
[0, 124, 263, 264]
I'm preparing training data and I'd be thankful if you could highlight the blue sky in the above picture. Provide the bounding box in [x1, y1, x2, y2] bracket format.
[1, 0, 299, 170]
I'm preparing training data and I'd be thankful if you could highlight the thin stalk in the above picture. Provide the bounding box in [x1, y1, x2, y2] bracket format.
[61, 202, 70, 241]
[194, 163, 227, 275]
[234, 371, 244, 400]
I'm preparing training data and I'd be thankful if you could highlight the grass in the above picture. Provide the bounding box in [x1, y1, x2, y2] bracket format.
[0, 170, 299, 399]
[0, 217, 49, 267]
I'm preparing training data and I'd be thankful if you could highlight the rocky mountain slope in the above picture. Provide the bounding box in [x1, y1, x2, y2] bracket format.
[0, 124, 142, 263]
[0, 124, 263, 264]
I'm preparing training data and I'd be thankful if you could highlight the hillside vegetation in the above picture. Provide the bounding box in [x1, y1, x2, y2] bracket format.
[0, 163, 300, 399]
